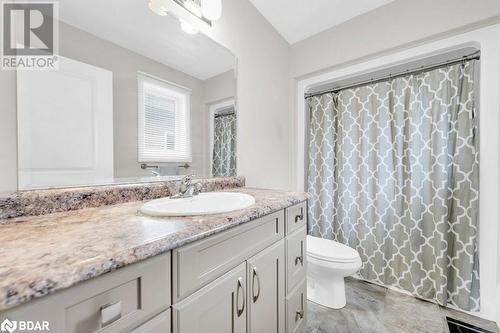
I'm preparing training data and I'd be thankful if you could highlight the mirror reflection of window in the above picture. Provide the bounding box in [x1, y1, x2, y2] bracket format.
[138, 73, 192, 164]
[211, 105, 236, 177]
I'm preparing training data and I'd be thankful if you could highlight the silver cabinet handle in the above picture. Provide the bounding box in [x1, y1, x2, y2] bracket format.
[252, 267, 261, 303]
[100, 301, 122, 327]
[295, 207, 304, 223]
[236, 277, 245, 317]
[295, 293, 304, 321]
[295, 240, 304, 266]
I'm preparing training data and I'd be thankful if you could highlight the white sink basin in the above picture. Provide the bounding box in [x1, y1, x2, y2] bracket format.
[140, 192, 255, 217]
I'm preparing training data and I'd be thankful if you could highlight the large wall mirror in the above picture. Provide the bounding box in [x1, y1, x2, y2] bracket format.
[0, 0, 237, 192]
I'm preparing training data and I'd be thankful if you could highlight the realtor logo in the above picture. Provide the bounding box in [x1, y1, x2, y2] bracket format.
[1, 1, 59, 70]
[0, 319, 17, 333]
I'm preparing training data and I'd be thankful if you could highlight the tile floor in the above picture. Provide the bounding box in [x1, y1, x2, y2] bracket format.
[304, 278, 499, 333]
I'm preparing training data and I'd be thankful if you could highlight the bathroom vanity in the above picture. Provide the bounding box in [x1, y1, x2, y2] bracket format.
[0, 181, 308, 333]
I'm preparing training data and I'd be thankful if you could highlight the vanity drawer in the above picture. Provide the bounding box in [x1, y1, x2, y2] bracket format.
[286, 227, 306, 293]
[131, 309, 171, 333]
[0, 252, 171, 333]
[285, 202, 307, 235]
[173, 210, 284, 302]
[286, 278, 307, 333]
[66, 278, 140, 332]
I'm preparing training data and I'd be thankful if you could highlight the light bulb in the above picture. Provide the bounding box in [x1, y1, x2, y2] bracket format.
[201, 0, 222, 21]
[180, 19, 199, 35]
[148, 0, 167, 16]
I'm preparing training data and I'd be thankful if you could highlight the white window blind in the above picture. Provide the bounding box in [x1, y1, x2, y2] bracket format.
[138, 73, 191, 163]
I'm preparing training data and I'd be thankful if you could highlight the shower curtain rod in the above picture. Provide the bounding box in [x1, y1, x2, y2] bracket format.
[214, 111, 235, 118]
[304, 52, 480, 99]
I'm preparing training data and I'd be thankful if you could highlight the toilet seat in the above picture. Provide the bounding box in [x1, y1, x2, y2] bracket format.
[306, 235, 360, 263]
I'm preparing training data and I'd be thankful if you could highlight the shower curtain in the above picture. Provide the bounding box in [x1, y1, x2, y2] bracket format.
[306, 60, 480, 311]
[212, 113, 237, 177]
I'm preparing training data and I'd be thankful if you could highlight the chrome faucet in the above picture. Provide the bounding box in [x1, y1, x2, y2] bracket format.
[170, 174, 201, 199]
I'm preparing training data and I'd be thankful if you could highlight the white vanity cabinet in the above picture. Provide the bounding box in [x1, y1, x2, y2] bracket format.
[172, 202, 308, 333]
[172, 210, 284, 303]
[0, 201, 308, 333]
[172, 210, 286, 333]
[172, 238, 286, 333]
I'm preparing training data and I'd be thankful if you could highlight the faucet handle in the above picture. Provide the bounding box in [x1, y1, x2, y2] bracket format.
[182, 174, 195, 185]
[182, 175, 195, 185]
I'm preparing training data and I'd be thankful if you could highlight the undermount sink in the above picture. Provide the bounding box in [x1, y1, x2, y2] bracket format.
[140, 192, 255, 217]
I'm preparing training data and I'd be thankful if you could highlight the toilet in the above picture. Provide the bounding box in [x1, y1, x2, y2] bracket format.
[306, 235, 362, 309]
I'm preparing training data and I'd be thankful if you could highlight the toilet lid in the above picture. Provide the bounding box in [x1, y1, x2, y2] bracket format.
[306, 235, 360, 263]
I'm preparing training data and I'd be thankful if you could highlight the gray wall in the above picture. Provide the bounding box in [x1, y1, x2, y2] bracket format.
[205, 0, 292, 190]
[203, 70, 236, 105]
[290, 0, 500, 78]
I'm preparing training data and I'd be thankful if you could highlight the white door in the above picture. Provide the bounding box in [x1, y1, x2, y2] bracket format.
[17, 56, 113, 189]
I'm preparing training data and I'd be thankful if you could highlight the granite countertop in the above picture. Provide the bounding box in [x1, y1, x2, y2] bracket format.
[0, 187, 308, 312]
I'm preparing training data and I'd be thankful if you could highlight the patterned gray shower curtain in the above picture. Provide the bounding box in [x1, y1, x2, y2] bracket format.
[212, 113, 237, 177]
[306, 60, 480, 311]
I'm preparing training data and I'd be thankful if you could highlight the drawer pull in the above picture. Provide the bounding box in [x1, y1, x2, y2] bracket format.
[294, 207, 304, 223]
[236, 277, 245, 317]
[295, 293, 304, 321]
[100, 301, 122, 327]
[296, 310, 304, 320]
[295, 240, 304, 266]
[252, 267, 261, 303]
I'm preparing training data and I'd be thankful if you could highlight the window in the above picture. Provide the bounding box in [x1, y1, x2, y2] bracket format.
[138, 73, 191, 163]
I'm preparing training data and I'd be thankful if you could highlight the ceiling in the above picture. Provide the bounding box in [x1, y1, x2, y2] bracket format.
[58, 0, 235, 80]
[248, 0, 395, 44]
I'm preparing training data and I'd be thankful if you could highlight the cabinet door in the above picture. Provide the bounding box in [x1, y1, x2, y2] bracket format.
[172, 263, 247, 333]
[247, 240, 285, 333]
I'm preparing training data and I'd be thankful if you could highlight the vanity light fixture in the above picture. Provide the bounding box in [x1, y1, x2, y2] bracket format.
[201, 0, 222, 21]
[148, 0, 212, 35]
[180, 18, 199, 34]
[183, 0, 203, 18]
[148, 0, 168, 16]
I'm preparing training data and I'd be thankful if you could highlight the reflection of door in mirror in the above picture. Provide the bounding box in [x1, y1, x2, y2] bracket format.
[17, 56, 114, 190]
[209, 100, 236, 177]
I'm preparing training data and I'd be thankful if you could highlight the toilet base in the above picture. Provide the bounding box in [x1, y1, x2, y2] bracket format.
[307, 274, 346, 309]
